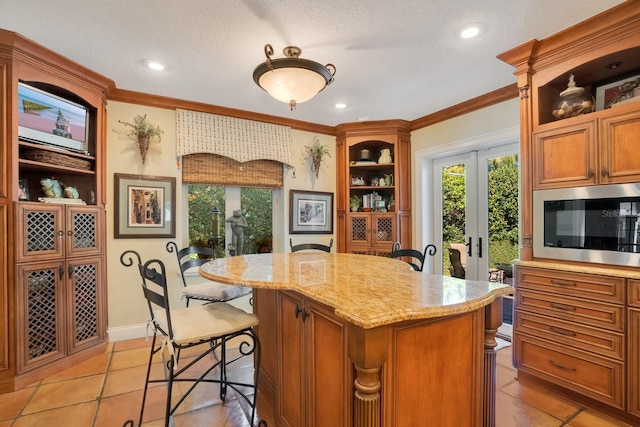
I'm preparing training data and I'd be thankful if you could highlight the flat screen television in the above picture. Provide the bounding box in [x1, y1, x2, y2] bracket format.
[17, 81, 89, 154]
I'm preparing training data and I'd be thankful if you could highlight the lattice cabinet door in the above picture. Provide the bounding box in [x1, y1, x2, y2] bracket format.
[347, 213, 372, 247]
[68, 256, 104, 353]
[372, 213, 397, 250]
[15, 203, 65, 263]
[16, 260, 66, 372]
[65, 206, 102, 258]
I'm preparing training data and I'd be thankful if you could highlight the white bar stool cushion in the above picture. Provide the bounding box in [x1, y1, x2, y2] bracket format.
[154, 302, 258, 345]
[183, 281, 252, 301]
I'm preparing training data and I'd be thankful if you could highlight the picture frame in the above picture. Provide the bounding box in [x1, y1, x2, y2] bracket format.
[289, 190, 333, 234]
[594, 73, 640, 111]
[18, 179, 30, 201]
[114, 173, 176, 238]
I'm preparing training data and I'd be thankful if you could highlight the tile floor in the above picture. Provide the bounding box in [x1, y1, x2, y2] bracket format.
[0, 337, 634, 427]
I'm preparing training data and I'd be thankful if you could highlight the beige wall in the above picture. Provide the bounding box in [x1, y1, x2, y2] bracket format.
[409, 98, 520, 254]
[105, 97, 519, 339]
[106, 101, 336, 340]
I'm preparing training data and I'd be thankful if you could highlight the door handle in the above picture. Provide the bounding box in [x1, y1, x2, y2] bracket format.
[478, 237, 483, 258]
[466, 237, 472, 257]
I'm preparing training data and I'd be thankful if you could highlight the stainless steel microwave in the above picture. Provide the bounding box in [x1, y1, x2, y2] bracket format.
[533, 184, 640, 266]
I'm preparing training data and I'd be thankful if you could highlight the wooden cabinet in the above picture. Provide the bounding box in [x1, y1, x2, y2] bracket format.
[499, 5, 640, 422]
[277, 291, 350, 427]
[345, 212, 397, 256]
[514, 266, 625, 408]
[533, 105, 640, 189]
[599, 108, 640, 184]
[336, 120, 411, 254]
[15, 203, 102, 262]
[629, 280, 640, 417]
[0, 30, 109, 393]
[16, 256, 103, 372]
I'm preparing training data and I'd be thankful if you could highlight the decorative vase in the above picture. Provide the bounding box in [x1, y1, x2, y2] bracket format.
[378, 148, 392, 164]
[138, 135, 150, 164]
[312, 154, 322, 178]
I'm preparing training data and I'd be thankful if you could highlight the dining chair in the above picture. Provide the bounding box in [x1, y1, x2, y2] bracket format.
[390, 242, 437, 271]
[166, 241, 251, 307]
[119, 250, 261, 427]
[289, 237, 334, 252]
[449, 247, 466, 279]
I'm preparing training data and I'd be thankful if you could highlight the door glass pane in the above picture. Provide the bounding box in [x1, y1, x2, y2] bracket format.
[441, 164, 466, 277]
[485, 154, 519, 286]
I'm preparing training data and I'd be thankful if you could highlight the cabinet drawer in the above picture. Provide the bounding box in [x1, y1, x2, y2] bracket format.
[515, 334, 624, 409]
[630, 279, 640, 308]
[517, 289, 624, 331]
[516, 267, 624, 304]
[515, 310, 623, 360]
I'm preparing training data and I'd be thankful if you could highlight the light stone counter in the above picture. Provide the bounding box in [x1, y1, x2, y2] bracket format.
[201, 252, 512, 426]
[514, 259, 640, 279]
[199, 252, 513, 329]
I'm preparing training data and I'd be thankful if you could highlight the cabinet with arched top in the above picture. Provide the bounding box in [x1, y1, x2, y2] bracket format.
[336, 120, 411, 255]
[0, 30, 110, 393]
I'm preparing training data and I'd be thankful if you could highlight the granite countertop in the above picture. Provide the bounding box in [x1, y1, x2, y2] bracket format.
[514, 260, 640, 279]
[200, 253, 513, 329]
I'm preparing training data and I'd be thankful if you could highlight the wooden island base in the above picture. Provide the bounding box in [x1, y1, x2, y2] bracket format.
[254, 289, 503, 427]
[199, 253, 510, 427]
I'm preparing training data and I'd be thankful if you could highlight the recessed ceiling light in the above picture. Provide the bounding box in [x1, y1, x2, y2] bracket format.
[335, 102, 347, 109]
[460, 24, 481, 39]
[144, 60, 167, 71]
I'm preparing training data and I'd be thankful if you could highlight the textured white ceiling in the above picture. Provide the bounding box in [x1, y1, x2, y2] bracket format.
[0, 0, 625, 126]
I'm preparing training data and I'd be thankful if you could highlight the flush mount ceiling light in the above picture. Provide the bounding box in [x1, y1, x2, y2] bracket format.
[460, 24, 481, 39]
[144, 60, 167, 71]
[253, 44, 336, 110]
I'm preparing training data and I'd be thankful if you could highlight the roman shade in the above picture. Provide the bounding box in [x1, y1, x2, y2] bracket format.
[176, 109, 293, 188]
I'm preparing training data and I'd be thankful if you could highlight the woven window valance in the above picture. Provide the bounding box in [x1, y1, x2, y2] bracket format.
[182, 153, 283, 188]
[176, 108, 294, 166]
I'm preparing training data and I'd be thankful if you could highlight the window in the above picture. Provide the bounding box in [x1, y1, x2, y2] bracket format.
[188, 185, 272, 257]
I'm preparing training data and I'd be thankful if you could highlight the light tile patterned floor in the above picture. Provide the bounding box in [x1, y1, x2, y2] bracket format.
[0, 338, 634, 426]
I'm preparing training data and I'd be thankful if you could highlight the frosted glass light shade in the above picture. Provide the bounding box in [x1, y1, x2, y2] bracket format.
[253, 45, 335, 109]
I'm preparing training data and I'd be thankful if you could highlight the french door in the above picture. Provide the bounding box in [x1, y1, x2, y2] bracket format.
[432, 143, 519, 282]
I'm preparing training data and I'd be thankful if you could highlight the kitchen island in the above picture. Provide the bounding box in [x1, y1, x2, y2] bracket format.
[200, 253, 512, 427]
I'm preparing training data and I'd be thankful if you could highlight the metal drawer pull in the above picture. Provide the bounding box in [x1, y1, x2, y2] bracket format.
[550, 279, 576, 287]
[550, 302, 576, 312]
[549, 360, 576, 372]
[550, 326, 577, 337]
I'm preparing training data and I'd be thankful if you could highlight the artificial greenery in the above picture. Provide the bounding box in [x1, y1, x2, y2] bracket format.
[118, 114, 163, 140]
[304, 137, 331, 159]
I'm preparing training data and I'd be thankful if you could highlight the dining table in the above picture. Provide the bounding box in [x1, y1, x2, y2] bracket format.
[200, 252, 513, 427]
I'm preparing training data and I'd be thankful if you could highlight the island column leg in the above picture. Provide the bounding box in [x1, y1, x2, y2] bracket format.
[349, 324, 388, 427]
[353, 366, 381, 427]
[483, 297, 503, 427]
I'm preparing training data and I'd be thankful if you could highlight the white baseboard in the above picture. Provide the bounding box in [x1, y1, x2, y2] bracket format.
[107, 323, 148, 342]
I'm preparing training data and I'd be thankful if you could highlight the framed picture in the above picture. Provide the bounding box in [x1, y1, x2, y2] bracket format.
[18, 179, 30, 201]
[289, 190, 333, 234]
[114, 173, 176, 238]
[595, 74, 640, 110]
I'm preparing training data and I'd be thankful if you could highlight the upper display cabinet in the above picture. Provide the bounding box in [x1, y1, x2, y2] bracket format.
[497, 1, 640, 257]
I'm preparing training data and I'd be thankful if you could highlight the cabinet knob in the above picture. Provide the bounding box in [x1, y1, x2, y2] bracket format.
[57, 230, 64, 237]
[587, 168, 594, 179]
[601, 167, 609, 177]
